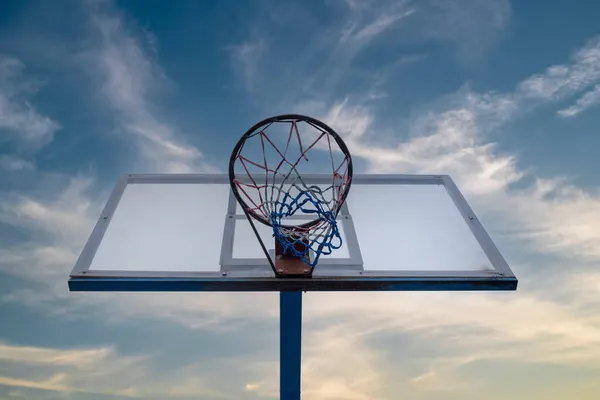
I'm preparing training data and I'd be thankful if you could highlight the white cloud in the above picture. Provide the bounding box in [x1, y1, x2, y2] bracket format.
[0, 155, 35, 171]
[558, 84, 600, 117]
[0, 376, 74, 394]
[566, 272, 600, 307]
[416, 0, 512, 64]
[333, 1, 416, 72]
[0, 343, 115, 367]
[0, 342, 149, 396]
[0, 175, 97, 246]
[86, 3, 217, 173]
[0, 174, 103, 314]
[305, 290, 600, 359]
[301, 323, 384, 400]
[0, 55, 61, 151]
[517, 36, 600, 102]
[92, 292, 278, 332]
[229, 39, 267, 90]
[340, 5, 415, 45]
[229, 0, 417, 103]
[0, 341, 280, 399]
[423, 35, 600, 126]
[339, 0, 511, 67]
[295, 287, 600, 397]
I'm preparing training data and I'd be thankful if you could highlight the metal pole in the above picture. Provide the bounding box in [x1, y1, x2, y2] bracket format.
[280, 291, 302, 400]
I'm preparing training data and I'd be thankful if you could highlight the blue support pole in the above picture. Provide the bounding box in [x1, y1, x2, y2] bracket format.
[280, 291, 302, 400]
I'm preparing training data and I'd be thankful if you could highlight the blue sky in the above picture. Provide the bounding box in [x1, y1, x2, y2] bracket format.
[1, 0, 600, 398]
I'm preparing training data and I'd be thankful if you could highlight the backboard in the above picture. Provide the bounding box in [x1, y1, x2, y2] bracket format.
[68, 173, 517, 292]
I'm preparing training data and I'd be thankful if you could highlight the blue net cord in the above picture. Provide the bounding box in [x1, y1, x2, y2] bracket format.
[270, 188, 343, 267]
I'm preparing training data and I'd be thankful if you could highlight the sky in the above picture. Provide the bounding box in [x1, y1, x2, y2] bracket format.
[1, 0, 600, 399]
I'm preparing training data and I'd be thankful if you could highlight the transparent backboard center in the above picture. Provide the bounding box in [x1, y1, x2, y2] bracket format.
[69, 174, 517, 292]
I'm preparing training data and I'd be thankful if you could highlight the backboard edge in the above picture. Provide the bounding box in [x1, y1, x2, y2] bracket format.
[68, 275, 518, 292]
[69, 175, 130, 276]
[441, 175, 516, 279]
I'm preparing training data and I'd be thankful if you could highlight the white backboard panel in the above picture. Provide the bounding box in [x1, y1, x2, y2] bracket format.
[89, 183, 228, 273]
[69, 174, 517, 292]
[350, 184, 492, 272]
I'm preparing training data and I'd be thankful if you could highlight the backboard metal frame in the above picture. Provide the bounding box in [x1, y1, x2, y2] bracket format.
[68, 174, 517, 292]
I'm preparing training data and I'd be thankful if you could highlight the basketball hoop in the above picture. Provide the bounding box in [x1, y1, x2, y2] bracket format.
[229, 114, 353, 276]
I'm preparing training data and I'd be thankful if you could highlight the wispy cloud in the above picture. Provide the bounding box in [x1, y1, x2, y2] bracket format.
[229, 39, 267, 91]
[0, 175, 101, 314]
[0, 55, 61, 153]
[416, 0, 511, 64]
[0, 375, 75, 394]
[301, 322, 384, 400]
[305, 289, 600, 362]
[339, 2, 415, 49]
[0, 155, 35, 171]
[0, 175, 96, 246]
[0, 341, 275, 399]
[230, 0, 514, 113]
[86, 2, 217, 173]
[347, 10, 414, 42]
[0, 342, 148, 397]
[558, 83, 600, 117]
[352, 52, 426, 101]
[229, 0, 416, 104]
[0, 343, 116, 367]
[317, 0, 415, 90]
[424, 34, 600, 126]
[517, 36, 600, 102]
[340, 0, 511, 67]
